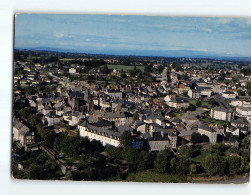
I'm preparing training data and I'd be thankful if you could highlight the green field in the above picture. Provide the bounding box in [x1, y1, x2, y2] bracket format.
[189, 99, 212, 109]
[200, 117, 229, 126]
[105, 65, 145, 72]
[126, 171, 185, 183]
[191, 149, 210, 163]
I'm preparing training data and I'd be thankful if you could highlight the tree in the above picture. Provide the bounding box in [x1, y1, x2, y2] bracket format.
[105, 145, 123, 159]
[175, 156, 191, 176]
[227, 156, 241, 175]
[190, 133, 202, 144]
[27, 164, 44, 180]
[196, 100, 202, 107]
[188, 104, 196, 111]
[154, 149, 174, 173]
[209, 98, 216, 107]
[28, 114, 42, 127]
[133, 112, 139, 121]
[190, 163, 197, 174]
[120, 131, 132, 148]
[121, 72, 127, 78]
[246, 82, 251, 90]
[18, 107, 36, 119]
[179, 145, 193, 159]
[241, 68, 251, 76]
[144, 65, 152, 75]
[137, 150, 151, 171]
[201, 134, 209, 143]
[237, 89, 245, 96]
[40, 129, 55, 149]
[203, 154, 226, 176]
[123, 148, 140, 171]
[218, 73, 226, 82]
[102, 64, 110, 74]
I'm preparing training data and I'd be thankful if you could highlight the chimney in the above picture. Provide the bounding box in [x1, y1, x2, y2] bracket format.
[162, 121, 166, 128]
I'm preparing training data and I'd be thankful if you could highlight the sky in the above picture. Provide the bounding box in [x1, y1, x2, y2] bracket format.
[15, 14, 251, 57]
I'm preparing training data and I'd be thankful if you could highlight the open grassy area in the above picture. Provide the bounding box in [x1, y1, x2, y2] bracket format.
[106, 65, 145, 72]
[126, 171, 185, 183]
[200, 117, 229, 126]
[189, 99, 212, 109]
[174, 113, 181, 118]
[191, 149, 210, 163]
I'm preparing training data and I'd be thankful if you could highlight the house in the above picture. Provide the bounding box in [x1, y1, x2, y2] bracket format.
[197, 86, 212, 97]
[178, 129, 198, 141]
[105, 89, 123, 100]
[103, 111, 133, 126]
[198, 125, 217, 143]
[100, 101, 111, 109]
[222, 92, 236, 99]
[225, 126, 240, 137]
[136, 122, 148, 133]
[181, 112, 199, 123]
[146, 131, 171, 151]
[132, 138, 144, 149]
[44, 111, 61, 126]
[231, 120, 245, 128]
[167, 97, 189, 109]
[69, 68, 76, 74]
[236, 107, 251, 116]
[164, 94, 175, 103]
[210, 107, 233, 122]
[64, 111, 85, 126]
[13, 118, 35, 146]
[188, 89, 201, 99]
[156, 117, 167, 128]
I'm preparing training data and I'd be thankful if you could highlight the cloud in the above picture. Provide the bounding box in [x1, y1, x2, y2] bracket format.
[201, 28, 212, 33]
[54, 33, 64, 38]
[216, 18, 233, 24]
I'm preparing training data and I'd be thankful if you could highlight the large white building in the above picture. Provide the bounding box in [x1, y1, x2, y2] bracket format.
[210, 107, 233, 122]
[188, 89, 201, 99]
[78, 121, 121, 147]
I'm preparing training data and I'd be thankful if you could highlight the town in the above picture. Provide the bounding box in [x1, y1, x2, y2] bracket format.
[12, 49, 250, 182]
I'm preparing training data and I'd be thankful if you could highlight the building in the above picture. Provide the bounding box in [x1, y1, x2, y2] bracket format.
[78, 121, 121, 147]
[147, 131, 171, 151]
[167, 97, 189, 109]
[178, 130, 198, 141]
[188, 89, 201, 99]
[210, 107, 233, 122]
[236, 107, 251, 116]
[13, 118, 35, 146]
[44, 111, 61, 126]
[198, 125, 217, 143]
[69, 68, 76, 74]
[222, 92, 236, 99]
[105, 89, 123, 100]
[103, 111, 133, 126]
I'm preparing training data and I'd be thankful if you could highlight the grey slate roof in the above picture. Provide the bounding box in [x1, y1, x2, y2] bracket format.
[170, 97, 189, 103]
[199, 125, 216, 132]
[212, 106, 231, 113]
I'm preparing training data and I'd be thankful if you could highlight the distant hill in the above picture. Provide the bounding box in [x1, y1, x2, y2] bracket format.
[15, 47, 251, 62]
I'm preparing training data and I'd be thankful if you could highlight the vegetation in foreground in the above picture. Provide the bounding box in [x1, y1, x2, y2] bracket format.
[13, 130, 250, 182]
